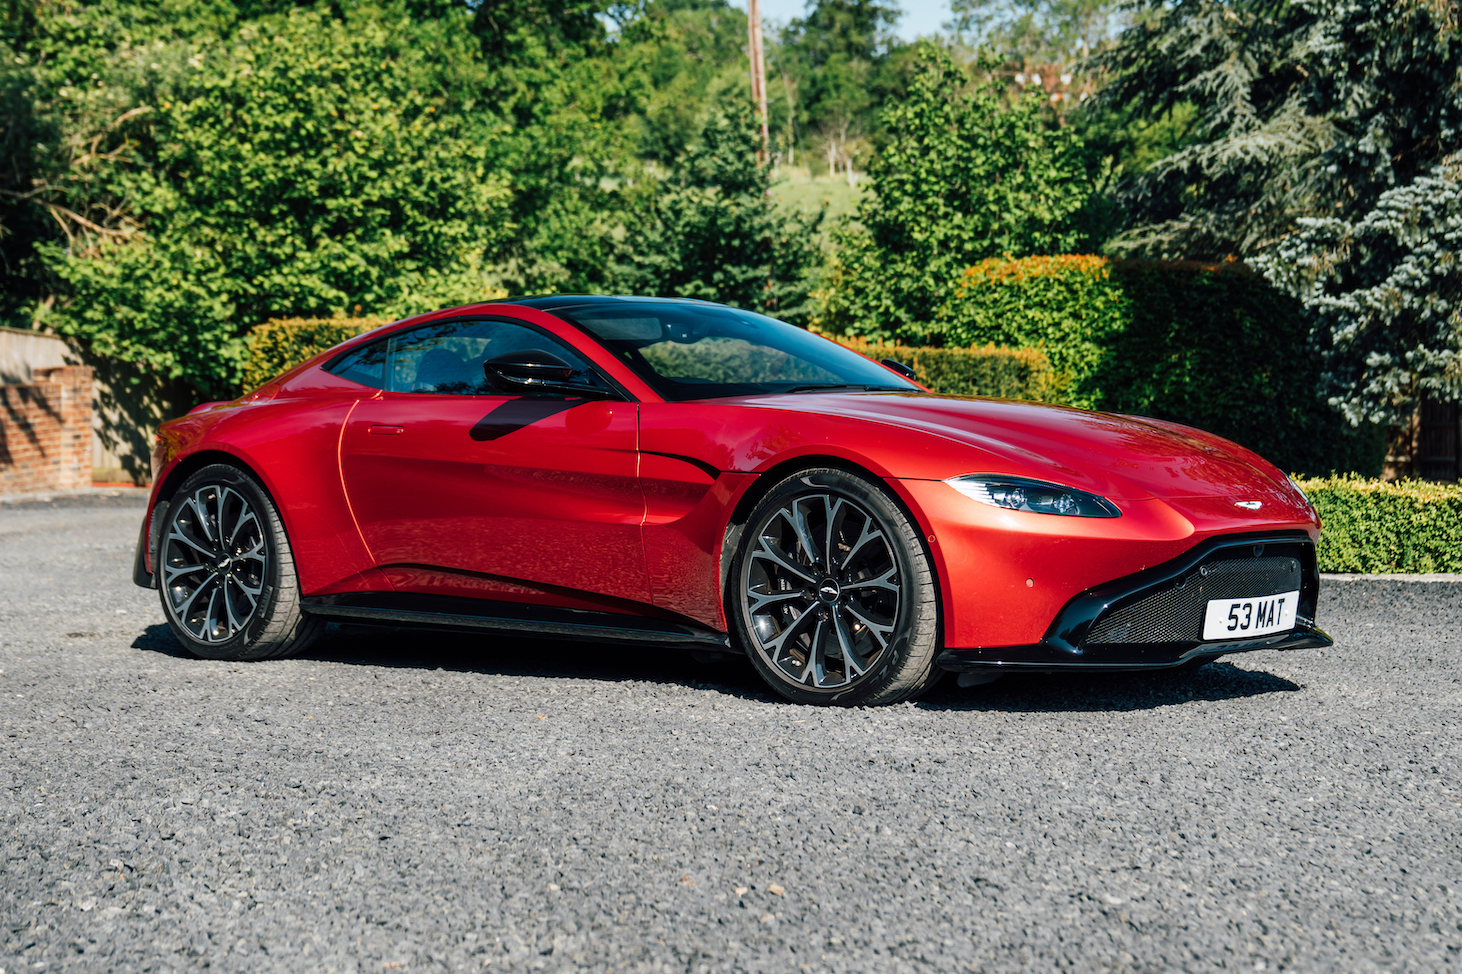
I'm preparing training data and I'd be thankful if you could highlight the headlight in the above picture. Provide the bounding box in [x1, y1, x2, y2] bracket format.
[946, 475, 1122, 518]
[1288, 475, 1313, 508]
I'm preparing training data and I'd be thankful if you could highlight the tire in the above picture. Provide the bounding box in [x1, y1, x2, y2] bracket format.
[155, 463, 322, 661]
[728, 467, 942, 706]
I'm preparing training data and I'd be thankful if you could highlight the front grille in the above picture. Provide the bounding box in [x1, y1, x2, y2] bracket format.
[1085, 554, 1302, 645]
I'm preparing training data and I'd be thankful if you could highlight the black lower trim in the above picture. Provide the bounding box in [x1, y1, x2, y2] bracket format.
[301, 592, 732, 650]
[132, 505, 156, 589]
[938, 626, 1332, 673]
[937, 531, 1332, 673]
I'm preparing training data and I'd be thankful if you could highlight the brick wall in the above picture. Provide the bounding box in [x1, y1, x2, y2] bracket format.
[0, 366, 95, 494]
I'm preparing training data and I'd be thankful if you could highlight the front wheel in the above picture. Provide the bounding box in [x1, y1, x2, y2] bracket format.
[156, 463, 322, 660]
[729, 467, 942, 706]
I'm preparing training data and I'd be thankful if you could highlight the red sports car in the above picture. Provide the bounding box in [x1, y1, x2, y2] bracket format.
[133, 296, 1330, 705]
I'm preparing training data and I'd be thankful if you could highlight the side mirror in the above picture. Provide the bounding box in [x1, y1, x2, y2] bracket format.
[483, 350, 615, 398]
[881, 358, 918, 381]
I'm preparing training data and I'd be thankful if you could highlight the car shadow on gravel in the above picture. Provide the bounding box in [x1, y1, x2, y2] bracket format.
[916, 661, 1302, 713]
[133, 623, 1300, 711]
[131, 622, 781, 701]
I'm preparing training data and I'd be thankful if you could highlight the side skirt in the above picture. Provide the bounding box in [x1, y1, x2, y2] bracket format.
[301, 592, 733, 650]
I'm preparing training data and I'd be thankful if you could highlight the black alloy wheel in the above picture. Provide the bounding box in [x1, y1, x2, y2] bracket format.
[730, 467, 942, 705]
[157, 464, 321, 660]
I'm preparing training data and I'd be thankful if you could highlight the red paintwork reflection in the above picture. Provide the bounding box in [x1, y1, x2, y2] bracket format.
[634, 396, 1316, 637]
[145, 390, 377, 594]
[641, 467, 759, 628]
[706, 392, 1300, 502]
[895, 478, 1315, 648]
[381, 566, 647, 616]
[339, 394, 649, 604]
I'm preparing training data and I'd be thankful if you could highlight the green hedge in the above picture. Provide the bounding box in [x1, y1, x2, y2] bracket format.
[1298, 476, 1462, 573]
[928, 256, 1384, 477]
[243, 317, 387, 391]
[832, 335, 1062, 401]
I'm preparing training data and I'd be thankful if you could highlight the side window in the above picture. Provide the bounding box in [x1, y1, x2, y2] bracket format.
[330, 319, 603, 395]
[330, 339, 389, 389]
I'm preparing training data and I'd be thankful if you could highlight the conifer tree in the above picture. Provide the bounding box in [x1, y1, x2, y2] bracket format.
[611, 106, 822, 322]
[1098, 0, 1462, 425]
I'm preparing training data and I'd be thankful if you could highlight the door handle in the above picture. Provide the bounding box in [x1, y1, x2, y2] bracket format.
[369, 425, 405, 435]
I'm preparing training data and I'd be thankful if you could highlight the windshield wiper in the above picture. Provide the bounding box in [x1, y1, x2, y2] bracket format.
[783, 383, 905, 394]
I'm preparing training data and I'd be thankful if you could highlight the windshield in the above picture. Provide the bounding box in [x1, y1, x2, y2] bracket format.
[555, 301, 919, 402]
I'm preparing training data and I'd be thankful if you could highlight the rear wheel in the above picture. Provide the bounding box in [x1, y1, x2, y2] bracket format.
[729, 467, 942, 706]
[156, 464, 322, 660]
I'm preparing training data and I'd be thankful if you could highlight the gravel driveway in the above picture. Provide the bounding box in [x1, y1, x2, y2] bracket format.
[2, 494, 1459, 973]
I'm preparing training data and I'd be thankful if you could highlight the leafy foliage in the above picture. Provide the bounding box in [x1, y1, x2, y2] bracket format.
[1256, 169, 1462, 426]
[1095, 0, 1462, 428]
[609, 107, 822, 321]
[1090, 0, 1332, 259]
[829, 335, 1061, 400]
[773, 0, 905, 167]
[243, 316, 388, 391]
[820, 42, 1095, 338]
[1298, 475, 1462, 573]
[2, 0, 816, 396]
[1249, 5, 1462, 426]
[1096, 0, 1462, 259]
[948, 0, 1119, 66]
[615, 0, 750, 166]
[940, 254, 1121, 400]
[9, 3, 514, 396]
[937, 255, 1384, 475]
[472, 0, 647, 294]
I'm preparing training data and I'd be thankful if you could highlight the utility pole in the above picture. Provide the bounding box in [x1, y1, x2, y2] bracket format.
[747, 0, 770, 163]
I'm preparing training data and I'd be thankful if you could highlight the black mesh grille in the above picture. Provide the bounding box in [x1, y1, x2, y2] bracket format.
[1085, 554, 1302, 645]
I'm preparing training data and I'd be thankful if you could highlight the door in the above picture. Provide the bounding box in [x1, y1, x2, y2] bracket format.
[334, 316, 649, 606]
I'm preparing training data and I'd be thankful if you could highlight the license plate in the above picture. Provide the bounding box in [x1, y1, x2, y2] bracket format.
[1202, 590, 1300, 640]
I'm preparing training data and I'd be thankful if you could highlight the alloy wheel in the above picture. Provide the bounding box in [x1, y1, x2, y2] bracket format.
[162, 484, 268, 643]
[742, 491, 902, 690]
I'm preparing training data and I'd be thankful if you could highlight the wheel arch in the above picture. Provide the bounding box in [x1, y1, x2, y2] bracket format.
[154, 449, 275, 508]
[718, 454, 947, 704]
[716, 454, 944, 622]
[143, 449, 284, 583]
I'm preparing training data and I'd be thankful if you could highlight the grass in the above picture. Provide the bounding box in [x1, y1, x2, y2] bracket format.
[770, 166, 865, 226]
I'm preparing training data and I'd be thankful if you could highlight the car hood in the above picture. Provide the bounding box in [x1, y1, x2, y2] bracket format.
[738, 392, 1297, 504]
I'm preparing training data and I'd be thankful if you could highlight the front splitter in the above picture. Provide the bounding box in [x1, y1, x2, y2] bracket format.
[936, 625, 1333, 674]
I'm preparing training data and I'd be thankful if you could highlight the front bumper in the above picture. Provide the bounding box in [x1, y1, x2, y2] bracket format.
[937, 531, 1332, 673]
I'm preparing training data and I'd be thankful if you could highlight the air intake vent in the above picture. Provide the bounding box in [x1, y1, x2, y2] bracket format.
[1085, 555, 1302, 645]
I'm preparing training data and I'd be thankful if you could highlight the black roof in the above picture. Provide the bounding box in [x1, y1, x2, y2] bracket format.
[503, 295, 724, 313]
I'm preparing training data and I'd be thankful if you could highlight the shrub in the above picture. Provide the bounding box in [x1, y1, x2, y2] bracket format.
[1297, 476, 1462, 574]
[608, 107, 822, 324]
[31, 9, 513, 400]
[244, 317, 387, 391]
[934, 256, 1385, 477]
[832, 336, 1061, 401]
[822, 44, 1095, 337]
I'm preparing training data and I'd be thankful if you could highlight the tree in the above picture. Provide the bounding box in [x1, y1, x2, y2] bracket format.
[773, 0, 906, 173]
[1088, 0, 1328, 259]
[821, 41, 1094, 338]
[615, 0, 750, 166]
[1099, 0, 1462, 426]
[24, 7, 512, 396]
[948, 0, 1122, 65]
[1258, 170, 1462, 426]
[609, 106, 822, 320]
